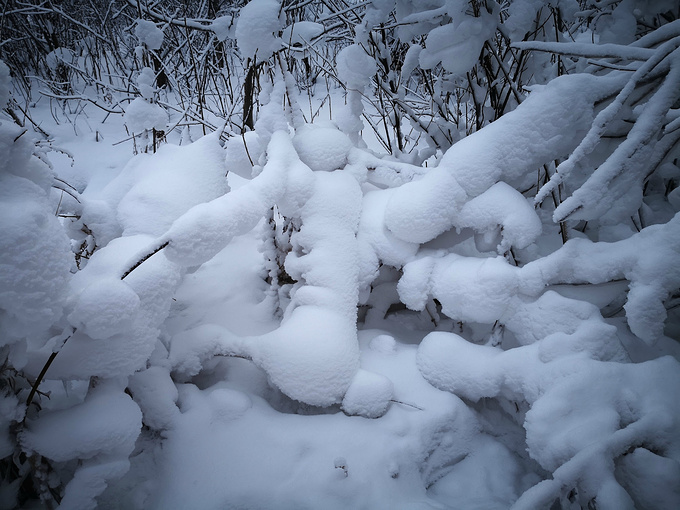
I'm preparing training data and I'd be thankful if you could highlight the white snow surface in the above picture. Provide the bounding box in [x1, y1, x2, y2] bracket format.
[281, 21, 325, 51]
[336, 44, 377, 90]
[235, 0, 282, 61]
[124, 98, 167, 133]
[0, 60, 10, 109]
[419, 3, 497, 75]
[0, 123, 72, 344]
[134, 20, 163, 50]
[385, 74, 618, 244]
[6, 22, 680, 510]
[21, 382, 142, 463]
[341, 368, 394, 418]
[292, 124, 353, 172]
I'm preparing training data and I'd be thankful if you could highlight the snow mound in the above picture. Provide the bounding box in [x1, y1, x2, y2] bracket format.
[341, 369, 394, 418]
[22, 383, 142, 462]
[336, 44, 376, 89]
[417, 332, 503, 401]
[292, 125, 353, 172]
[136, 67, 156, 99]
[116, 133, 229, 237]
[163, 131, 305, 267]
[458, 181, 542, 252]
[224, 131, 262, 178]
[68, 278, 140, 340]
[211, 16, 233, 42]
[419, 7, 497, 75]
[209, 388, 253, 423]
[235, 0, 282, 61]
[42, 234, 181, 380]
[128, 366, 180, 430]
[281, 21, 324, 50]
[0, 124, 72, 343]
[385, 74, 606, 244]
[135, 19, 163, 50]
[124, 98, 167, 133]
[369, 334, 397, 354]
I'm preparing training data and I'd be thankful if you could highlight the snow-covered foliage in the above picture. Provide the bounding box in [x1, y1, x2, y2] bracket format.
[1, 1, 680, 509]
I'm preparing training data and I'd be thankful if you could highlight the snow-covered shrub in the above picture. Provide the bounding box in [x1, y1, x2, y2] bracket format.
[2, 2, 680, 509]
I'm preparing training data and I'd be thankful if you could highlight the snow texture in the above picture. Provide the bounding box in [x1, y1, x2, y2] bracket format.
[0, 123, 72, 344]
[336, 44, 377, 90]
[419, 1, 497, 75]
[235, 0, 282, 61]
[292, 124, 353, 172]
[135, 19, 164, 50]
[21, 383, 142, 463]
[124, 98, 167, 133]
[385, 74, 620, 244]
[341, 369, 394, 418]
[0, 60, 10, 109]
[281, 21, 324, 51]
[67, 278, 140, 340]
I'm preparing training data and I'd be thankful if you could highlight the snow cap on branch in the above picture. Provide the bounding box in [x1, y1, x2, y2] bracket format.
[135, 19, 164, 50]
[235, 0, 283, 61]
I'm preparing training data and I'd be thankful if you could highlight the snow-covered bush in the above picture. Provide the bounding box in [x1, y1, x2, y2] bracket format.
[2, 2, 679, 509]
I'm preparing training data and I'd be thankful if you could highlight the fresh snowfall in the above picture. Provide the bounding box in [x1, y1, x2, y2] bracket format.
[1, 1, 680, 509]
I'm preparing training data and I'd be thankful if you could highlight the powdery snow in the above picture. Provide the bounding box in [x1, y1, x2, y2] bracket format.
[235, 0, 282, 61]
[292, 124, 353, 172]
[124, 98, 167, 133]
[134, 20, 164, 50]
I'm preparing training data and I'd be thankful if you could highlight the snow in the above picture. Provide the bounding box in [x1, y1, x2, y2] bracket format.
[292, 124, 353, 172]
[0, 123, 72, 345]
[224, 131, 262, 178]
[136, 67, 156, 100]
[30, 233, 181, 380]
[67, 278, 140, 340]
[4, 6, 680, 509]
[457, 181, 542, 252]
[163, 131, 296, 267]
[235, 0, 282, 61]
[124, 98, 167, 133]
[135, 20, 164, 50]
[385, 73, 617, 244]
[21, 382, 142, 463]
[113, 133, 229, 237]
[336, 44, 377, 90]
[210, 16, 234, 42]
[281, 21, 325, 50]
[419, 4, 497, 75]
[128, 366, 180, 430]
[341, 369, 394, 418]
